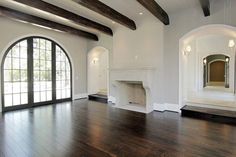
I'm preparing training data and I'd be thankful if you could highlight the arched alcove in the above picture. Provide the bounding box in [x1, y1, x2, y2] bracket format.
[87, 46, 109, 96]
[179, 24, 236, 108]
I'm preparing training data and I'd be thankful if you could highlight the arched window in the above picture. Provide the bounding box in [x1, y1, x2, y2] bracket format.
[1, 37, 72, 111]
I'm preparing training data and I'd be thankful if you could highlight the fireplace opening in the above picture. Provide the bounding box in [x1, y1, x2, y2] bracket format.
[116, 81, 146, 110]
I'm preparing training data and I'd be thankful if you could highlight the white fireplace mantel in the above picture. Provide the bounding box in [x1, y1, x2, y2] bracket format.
[109, 67, 156, 113]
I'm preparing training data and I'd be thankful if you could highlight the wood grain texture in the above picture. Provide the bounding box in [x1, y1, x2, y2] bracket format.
[73, 0, 136, 30]
[13, 0, 113, 36]
[0, 99, 236, 157]
[137, 0, 170, 25]
[0, 6, 98, 41]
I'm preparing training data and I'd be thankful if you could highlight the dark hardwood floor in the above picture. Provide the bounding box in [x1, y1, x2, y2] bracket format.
[0, 99, 236, 157]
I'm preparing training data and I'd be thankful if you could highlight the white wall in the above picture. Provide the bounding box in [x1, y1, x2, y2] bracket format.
[0, 17, 89, 112]
[111, 16, 164, 104]
[164, 0, 236, 106]
[87, 47, 109, 94]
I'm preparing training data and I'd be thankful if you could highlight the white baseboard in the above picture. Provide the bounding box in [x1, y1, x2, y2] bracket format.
[73, 93, 88, 100]
[108, 96, 116, 103]
[154, 103, 181, 113]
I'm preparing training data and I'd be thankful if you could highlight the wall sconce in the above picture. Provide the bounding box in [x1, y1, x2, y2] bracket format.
[226, 57, 230, 63]
[92, 58, 99, 64]
[183, 45, 191, 56]
[203, 58, 207, 64]
[228, 40, 235, 48]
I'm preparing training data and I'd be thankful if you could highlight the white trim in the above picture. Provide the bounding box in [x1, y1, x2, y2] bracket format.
[154, 103, 181, 113]
[73, 93, 88, 100]
[108, 96, 116, 103]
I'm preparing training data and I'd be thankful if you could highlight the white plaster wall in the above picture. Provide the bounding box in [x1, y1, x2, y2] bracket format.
[164, 0, 236, 105]
[0, 17, 88, 112]
[87, 47, 108, 94]
[111, 16, 164, 104]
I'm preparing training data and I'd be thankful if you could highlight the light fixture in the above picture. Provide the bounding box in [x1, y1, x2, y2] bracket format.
[226, 57, 230, 62]
[183, 45, 191, 55]
[139, 12, 143, 15]
[228, 40, 235, 48]
[203, 59, 207, 64]
[92, 58, 99, 64]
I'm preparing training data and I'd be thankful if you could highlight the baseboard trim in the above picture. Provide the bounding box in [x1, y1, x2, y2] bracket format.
[108, 96, 116, 103]
[154, 103, 181, 113]
[73, 93, 88, 100]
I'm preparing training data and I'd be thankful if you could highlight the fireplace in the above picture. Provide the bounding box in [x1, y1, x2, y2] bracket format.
[109, 68, 156, 113]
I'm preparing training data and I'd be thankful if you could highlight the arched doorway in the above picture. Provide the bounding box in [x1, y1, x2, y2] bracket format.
[179, 24, 236, 108]
[87, 46, 109, 97]
[1, 36, 72, 112]
[203, 54, 230, 88]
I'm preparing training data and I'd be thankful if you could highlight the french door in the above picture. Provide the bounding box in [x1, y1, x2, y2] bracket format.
[2, 37, 72, 112]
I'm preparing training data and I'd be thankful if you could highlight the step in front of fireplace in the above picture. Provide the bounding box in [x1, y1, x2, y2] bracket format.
[88, 94, 108, 103]
[181, 105, 236, 125]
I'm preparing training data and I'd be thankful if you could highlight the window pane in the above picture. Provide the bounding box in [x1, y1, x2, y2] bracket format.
[21, 82, 28, 93]
[20, 40, 27, 47]
[34, 49, 40, 59]
[12, 70, 20, 82]
[40, 91, 46, 101]
[21, 70, 27, 81]
[4, 70, 12, 82]
[46, 61, 51, 70]
[4, 94, 12, 107]
[40, 82, 46, 91]
[13, 94, 21, 105]
[40, 61, 46, 70]
[34, 60, 40, 70]
[46, 51, 51, 60]
[46, 82, 52, 90]
[56, 90, 61, 99]
[20, 47, 27, 59]
[34, 82, 40, 91]
[12, 45, 20, 58]
[4, 58, 12, 69]
[66, 89, 71, 98]
[4, 83, 12, 94]
[20, 59, 27, 69]
[40, 50, 46, 60]
[61, 89, 66, 98]
[12, 82, 20, 93]
[40, 71, 46, 81]
[56, 81, 61, 89]
[34, 71, 40, 81]
[21, 93, 28, 104]
[47, 91, 52, 101]
[34, 92, 40, 103]
[12, 58, 20, 69]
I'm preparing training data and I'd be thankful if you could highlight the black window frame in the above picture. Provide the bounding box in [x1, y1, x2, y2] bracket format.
[1, 36, 72, 112]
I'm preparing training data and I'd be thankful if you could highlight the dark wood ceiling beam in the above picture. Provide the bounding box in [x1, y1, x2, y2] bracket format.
[12, 0, 113, 36]
[73, 0, 136, 30]
[0, 6, 98, 41]
[137, 0, 169, 25]
[199, 0, 210, 16]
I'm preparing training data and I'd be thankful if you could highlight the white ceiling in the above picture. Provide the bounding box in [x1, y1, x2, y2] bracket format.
[0, 0, 201, 36]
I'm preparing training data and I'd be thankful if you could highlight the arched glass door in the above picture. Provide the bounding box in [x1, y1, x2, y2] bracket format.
[1, 37, 72, 112]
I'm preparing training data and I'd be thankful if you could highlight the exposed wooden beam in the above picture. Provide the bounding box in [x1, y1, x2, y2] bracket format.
[73, 0, 136, 30]
[12, 0, 113, 36]
[0, 6, 98, 41]
[137, 0, 169, 25]
[199, 0, 210, 16]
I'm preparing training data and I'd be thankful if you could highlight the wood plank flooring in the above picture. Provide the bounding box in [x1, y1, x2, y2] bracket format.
[0, 99, 236, 157]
